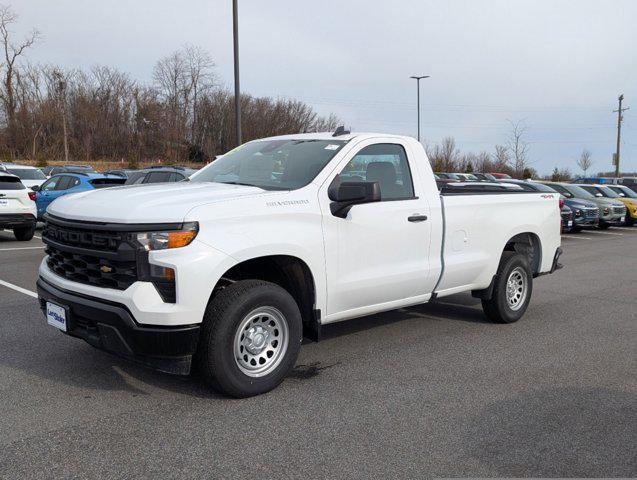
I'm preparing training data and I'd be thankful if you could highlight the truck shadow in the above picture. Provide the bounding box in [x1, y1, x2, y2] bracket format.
[319, 293, 488, 341]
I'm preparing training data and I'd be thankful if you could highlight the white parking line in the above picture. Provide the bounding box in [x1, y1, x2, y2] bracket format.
[562, 235, 593, 240]
[0, 246, 45, 251]
[0, 279, 38, 298]
[609, 227, 636, 231]
[586, 230, 623, 236]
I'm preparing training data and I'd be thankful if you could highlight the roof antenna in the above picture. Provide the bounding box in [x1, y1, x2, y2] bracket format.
[332, 125, 350, 137]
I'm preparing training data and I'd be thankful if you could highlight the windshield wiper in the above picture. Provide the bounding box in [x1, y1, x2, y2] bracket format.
[219, 181, 290, 191]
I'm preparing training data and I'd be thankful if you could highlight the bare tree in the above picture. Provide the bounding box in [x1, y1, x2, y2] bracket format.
[51, 69, 69, 162]
[492, 144, 510, 170]
[0, 4, 40, 152]
[506, 119, 530, 177]
[577, 149, 593, 175]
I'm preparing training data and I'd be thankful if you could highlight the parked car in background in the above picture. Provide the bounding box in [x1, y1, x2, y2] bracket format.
[606, 185, 637, 226]
[560, 202, 574, 233]
[47, 164, 97, 176]
[541, 182, 625, 229]
[619, 177, 637, 193]
[580, 184, 635, 227]
[572, 177, 620, 185]
[0, 172, 37, 240]
[103, 169, 138, 178]
[1, 164, 47, 189]
[434, 172, 462, 181]
[489, 172, 512, 179]
[33, 173, 126, 220]
[456, 173, 479, 182]
[124, 166, 194, 185]
[473, 173, 497, 181]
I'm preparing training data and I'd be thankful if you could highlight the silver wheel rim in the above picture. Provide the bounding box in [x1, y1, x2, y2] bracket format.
[506, 267, 528, 311]
[233, 306, 289, 378]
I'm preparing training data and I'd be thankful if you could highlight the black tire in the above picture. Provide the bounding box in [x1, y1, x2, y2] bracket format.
[626, 216, 635, 227]
[196, 279, 302, 398]
[13, 225, 35, 241]
[481, 251, 533, 324]
[598, 222, 610, 230]
[570, 225, 582, 233]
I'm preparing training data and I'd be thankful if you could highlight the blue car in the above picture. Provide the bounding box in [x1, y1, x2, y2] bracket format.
[33, 173, 125, 220]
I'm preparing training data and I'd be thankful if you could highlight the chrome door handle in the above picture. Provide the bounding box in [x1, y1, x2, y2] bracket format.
[408, 214, 428, 222]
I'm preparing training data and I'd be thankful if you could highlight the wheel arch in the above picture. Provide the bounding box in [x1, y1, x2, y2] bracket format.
[503, 231, 542, 276]
[211, 254, 319, 340]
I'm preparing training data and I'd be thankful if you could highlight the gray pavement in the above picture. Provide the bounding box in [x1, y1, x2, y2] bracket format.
[0, 227, 635, 478]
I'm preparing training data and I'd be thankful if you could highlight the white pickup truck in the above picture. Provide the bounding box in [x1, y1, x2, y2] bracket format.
[37, 130, 562, 397]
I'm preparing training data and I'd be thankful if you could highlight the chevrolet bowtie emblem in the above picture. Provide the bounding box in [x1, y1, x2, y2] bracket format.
[100, 265, 112, 273]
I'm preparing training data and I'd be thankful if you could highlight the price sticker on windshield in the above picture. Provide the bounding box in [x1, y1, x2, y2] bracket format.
[324, 144, 341, 151]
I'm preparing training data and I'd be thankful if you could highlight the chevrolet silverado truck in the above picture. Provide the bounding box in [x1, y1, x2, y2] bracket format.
[37, 131, 562, 397]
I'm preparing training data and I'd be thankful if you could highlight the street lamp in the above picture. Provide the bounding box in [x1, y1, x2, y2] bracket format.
[233, 0, 241, 146]
[410, 75, 429, 142]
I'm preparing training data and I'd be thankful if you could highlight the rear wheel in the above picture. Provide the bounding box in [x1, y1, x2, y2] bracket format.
[481, 252, 533, 324]
[13, 225, 35, 241]
[196, 280, 302, 398]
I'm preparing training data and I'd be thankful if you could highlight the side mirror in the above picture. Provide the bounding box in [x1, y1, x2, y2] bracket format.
[328, 180, 381, 218]
[31, 185, 40, 192]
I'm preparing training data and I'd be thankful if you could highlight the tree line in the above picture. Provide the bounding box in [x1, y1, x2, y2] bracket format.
[0, 5, 338, 165]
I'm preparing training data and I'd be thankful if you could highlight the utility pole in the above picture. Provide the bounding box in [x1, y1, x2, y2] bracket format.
[613, 94, 629, 178]
[232, 0, 242, 146]
[409, 75, 429, 142]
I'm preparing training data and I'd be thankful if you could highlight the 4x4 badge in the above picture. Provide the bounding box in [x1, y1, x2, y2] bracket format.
[100, 265, 112, 273]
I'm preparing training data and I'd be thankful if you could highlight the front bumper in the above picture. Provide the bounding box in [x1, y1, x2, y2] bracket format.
[37, 277, 200, 374]
[0, 213, 36, 228]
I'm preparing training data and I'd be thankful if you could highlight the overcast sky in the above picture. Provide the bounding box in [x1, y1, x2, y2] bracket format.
[12, 0, 637, 174]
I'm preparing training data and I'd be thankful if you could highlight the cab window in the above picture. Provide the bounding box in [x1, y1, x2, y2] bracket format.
[337, 144, 415, 200]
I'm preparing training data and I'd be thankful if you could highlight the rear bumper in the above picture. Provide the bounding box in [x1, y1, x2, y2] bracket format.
[0, 213, 36, 228]
[37, 277, 200, 375]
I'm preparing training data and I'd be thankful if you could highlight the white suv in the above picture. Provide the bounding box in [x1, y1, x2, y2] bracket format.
[0, 172, 37, 240]
[1, 164, 47, 189]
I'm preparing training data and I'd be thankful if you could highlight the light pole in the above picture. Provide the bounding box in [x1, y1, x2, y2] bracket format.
[233, 0, 241, 146]
[410, 75, 429, 142]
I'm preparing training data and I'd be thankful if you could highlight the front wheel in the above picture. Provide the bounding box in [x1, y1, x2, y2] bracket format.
[196, 280, 302, 398]
[13, 225, 35, 241]
[481, 252, 533, 324]
[598, 222, 610, 230]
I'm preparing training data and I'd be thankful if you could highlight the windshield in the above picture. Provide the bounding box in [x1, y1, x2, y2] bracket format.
[7, 167, 46, 180]
[581, 185, 620, 198]
[191, 139, 348, 190]
[597, 186, 620, 198]
[610, 186, 637, 198]
[564, 184, 595, 199]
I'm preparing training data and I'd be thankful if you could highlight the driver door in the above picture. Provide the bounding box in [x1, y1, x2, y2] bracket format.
[320, 139, 435, 319]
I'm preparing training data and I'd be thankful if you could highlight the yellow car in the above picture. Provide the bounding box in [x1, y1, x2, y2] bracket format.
[607, 185, 637, 226]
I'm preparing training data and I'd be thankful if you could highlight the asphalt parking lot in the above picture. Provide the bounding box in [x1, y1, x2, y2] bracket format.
[0, 227, 635, 478]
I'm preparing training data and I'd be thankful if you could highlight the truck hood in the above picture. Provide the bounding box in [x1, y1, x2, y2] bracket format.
[47, 181, 273, 223]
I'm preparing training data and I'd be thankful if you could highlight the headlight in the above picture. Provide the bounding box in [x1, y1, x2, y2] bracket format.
[136, 222, 198, 251]
[574, 209, 582, 217]
[603, 207, 610, 215]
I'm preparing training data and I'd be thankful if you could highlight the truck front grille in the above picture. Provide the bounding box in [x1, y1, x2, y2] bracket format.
[45, 244, 137, 290]
[613, 206, 626, 215]
[584, 208, 599, 219]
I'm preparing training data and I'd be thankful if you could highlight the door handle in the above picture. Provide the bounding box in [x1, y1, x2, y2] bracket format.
[408, 214, 428, 222]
